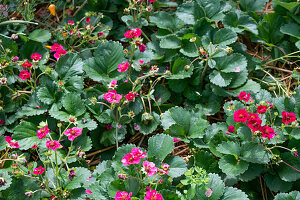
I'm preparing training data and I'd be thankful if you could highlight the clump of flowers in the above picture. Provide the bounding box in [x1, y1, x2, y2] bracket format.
[48, 43, 67, 60]
[5, 136, 20, 148]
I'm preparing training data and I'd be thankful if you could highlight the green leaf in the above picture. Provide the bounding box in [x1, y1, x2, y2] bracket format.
[240, 142, 270, 164]
[216, 141, 240, 156]
[164, 156, 187, 178]
[12, 121, 40, 150]
[194, 150, 220, 173]
[239, 0, 269, 12]
[175, 2, 200, 25]
[280, 23, 300, 38]
[160, 189, 181, 200]
[0, 35, 18, 57]
[87, 181, 110, 199]
[125, 178, 140, 196]
[265, 174, 293, 193]
[137, 112, 160, 135]
[294, 85, 300, 119]
[179, 34, 202, 57]
[56, 53, 83, 80]
[214, 53, 247, 73]
[278, 152, 300, 182]
[159, 35, 181, 49]
[37, 86, 55, 105]
[238, 163, 263, 182]
[161, 106, 190, 130]
[196, 173, 225, 200]
[214, 28, 237, 46]
[29, 29, 51, 42]
[273, 1, 300, 12]
[2, 176, 41, 200]
[65, 167, 91, 189]
[0, 171, 12, 191]
[209, 71, 232, 87]
[0, 135, 6, 151]
[196, 0, 230, 20]
[256, 13, 284, 44]
[161, 106, 208, 139]
[150, 11, 184, 31]
[220, 186, 249, 200]
[62, 93, 86, 117]
[219, 155, 249, 177]
[72, 134, 92, 152]
[166, 58, 193, 79]
[274, 191, 300, 200]
[83, 41, 125, 82]
[148, 134, 174, 160]
[64, 76, 84, 93]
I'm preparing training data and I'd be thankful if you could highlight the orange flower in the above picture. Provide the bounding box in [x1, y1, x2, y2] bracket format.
[62, 33, 67, 37]
[48, 4, 56, 16]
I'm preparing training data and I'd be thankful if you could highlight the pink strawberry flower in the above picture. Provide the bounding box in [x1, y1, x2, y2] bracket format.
[139, 44, 146, 52]
[237, 91, 251, 102]
[233, 109, 249, 123]
[86, 189, 92, 194]
[64, 127, 83, 141]
[54, 48, 68, 60]
[247, 118, 262, 132]
[22, 60, 32, 68]
[46, 140, 62, 150]
[257, 105, 268, 114]
[115, 191, 132, 200]
[85, 17, 90, 23]
[68, 20, 74, 25]
[103, 90, 122, 103]
[228, 125, 235, 133]
[144, 190, 163, 200]
[33, 166, 45, 175]
[173, 138, 182, 142]
[37, 125, 50, 139]
[205, 187, 213, 197]
[108, 80, 118, 89]
[19, 70, 31, 80]
[31, 53, 42, 61]
[124, 28, 142, 38]
[51, 43, 63, 52]
[131, 148, 147, 159]
[5, 136, 20, 148]
[117, 61, 129, 72]
[282, 111, 297, 124]
[142, 161, 158, 177]
[121, 153, 141, 166]
[260, 126, 276, 140]
[125, 92, 135, 101]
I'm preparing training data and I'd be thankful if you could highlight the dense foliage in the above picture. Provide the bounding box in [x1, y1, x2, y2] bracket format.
[0, 0, 300, 199]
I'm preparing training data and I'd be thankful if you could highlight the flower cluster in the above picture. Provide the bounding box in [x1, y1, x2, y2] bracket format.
[121, 148, 147, 166]
[232, 91, 298, 140]
[50, 43, 67, 60]
[5, 136, 20, 148]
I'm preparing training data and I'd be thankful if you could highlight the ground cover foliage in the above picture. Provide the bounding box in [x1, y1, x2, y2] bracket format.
[0, 0, 300, 199]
